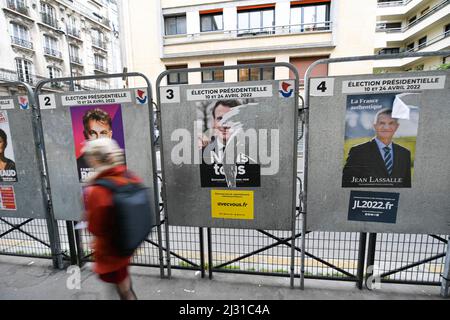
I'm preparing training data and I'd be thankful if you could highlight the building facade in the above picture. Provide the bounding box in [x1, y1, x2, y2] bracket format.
[120, 0, 378, 90]
[375, 0, 450, 71]
[0, 0, 123, 93]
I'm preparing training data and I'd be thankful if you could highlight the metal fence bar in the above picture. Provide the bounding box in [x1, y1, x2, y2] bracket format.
[441, 236, 450, 297]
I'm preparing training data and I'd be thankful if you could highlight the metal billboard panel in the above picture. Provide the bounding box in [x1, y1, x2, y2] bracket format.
[159, 80, 298, 230]
[306, 70, 450, 234]
[0, 95, 47, 219]
[38, 89, 157, 221]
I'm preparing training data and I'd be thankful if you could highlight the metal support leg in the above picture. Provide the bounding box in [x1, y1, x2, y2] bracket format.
[156, 224, 165, 279]
[365, 233, 377, 288]
[207, 228, 213, 280]
[356, 232, 367, 290]
[440, 236, 450, 298]
[199, 227, 205, 279]
[300, 213, 306, 290]
[74, 228, 83, 267]
[66, 221, 78, 266]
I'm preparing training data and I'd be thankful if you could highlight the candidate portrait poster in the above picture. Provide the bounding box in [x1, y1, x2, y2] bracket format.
[0, 111, 17, 182]
[342, 93, 420, 188]
[196, 99, 261, 188]
[70, 104, 126, 182]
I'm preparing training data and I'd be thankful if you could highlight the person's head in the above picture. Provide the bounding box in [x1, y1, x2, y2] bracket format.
[81, 138, 124, 169]
[373, 109, 399, 144]
[0, 129, 7, 155]
[82, 108, 113, 140]
[211, 100, 240, 143]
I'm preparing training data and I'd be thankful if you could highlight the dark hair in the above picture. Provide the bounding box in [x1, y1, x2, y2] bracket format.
[82, 108, 112, 138]
[211, 100, 240, 119]
[0, 129, 7, 145]
[374, 108, 397, 124]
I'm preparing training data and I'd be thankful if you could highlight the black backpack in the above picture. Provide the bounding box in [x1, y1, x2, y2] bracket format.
[94, 176, 156, 257]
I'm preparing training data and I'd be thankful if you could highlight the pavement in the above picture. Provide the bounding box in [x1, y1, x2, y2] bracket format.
[0, 255, 447, 300]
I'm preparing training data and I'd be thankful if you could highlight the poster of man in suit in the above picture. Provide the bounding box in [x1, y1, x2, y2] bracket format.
[342, 93, 420, 188]
[197, 99, 260, 188]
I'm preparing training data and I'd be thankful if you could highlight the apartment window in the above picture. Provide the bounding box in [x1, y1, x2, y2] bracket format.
[7, 0, 28, 15]
[67, 16, 80, 37]
[94, 54, 107, 72]
[237, 6, 275, 35]
[445, 24, 450, 37]
[418, 36, 427, 49]
[10, 22, 32, 49]
[48, 66, 62, 87]
[290, 1, 330, 31]
[96, 80, 109, 90]
[238, 60, 275, 82]
[166, 65, 188, 84]
[165, 15, 186, 35]
[16, 58, 33, 83]
[385, 22, 402, 30]
[44, 35, 61, 57]
[378, 47, 400, 55]
[420, 7, 429, 16]
[201, 63, 224, 83]
[92, 29, 106, 48]
[406, 42, 415, 52]
[69, 44, 82, 64]
[408, 16, 417, 25]
[200, 11, 223, 32]
[41, 2, 57, 28]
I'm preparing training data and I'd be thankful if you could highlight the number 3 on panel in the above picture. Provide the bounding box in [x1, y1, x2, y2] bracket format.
[160, 87, 180, 104]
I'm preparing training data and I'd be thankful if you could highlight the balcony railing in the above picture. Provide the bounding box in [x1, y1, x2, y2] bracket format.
[70, 56, 83, 65]
[67, 27, 81, 38]
[165, 21, 332, 42]
[376, 0, 449, 32]
[44, 47, 62, 59]
[6, 0, 29, 15]
[10, 36, 33, 49]
[377, 0, 413, 8]
[41, 13, 58, 28]
[378, 31, 450, 55]
[92, 38, 107, 50]
[406, 30, 450, 52]
[94, 64, 108, 73]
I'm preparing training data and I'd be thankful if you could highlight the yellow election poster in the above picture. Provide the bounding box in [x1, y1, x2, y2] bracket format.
[211, 190, 254, 220]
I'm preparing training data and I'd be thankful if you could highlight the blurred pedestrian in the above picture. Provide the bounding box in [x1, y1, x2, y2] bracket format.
[82, 138, 139, 300]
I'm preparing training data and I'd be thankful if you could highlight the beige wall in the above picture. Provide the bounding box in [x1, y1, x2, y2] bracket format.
[120, 0, 164, 89]
[328, 0, 377, 75]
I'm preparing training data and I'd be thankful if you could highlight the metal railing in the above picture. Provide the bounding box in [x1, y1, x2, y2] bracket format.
[378, 31, 450, 55]
[6, 0, 29, 15]
[377, 0, 449, 32]
[94, 64, 108, 73]
[165, 22, 332, 42]
[92, 38, 107, 50]
[10, 36, 33, 49]
[59, 0, 112, 29]
[70, 56, 83, 65]
[377, 0, 413, 7]
[43, 47, 62, 59]
[67, 27, 81, 38]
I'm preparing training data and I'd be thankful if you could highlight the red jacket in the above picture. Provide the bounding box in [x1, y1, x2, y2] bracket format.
[85, 165, 141, 275]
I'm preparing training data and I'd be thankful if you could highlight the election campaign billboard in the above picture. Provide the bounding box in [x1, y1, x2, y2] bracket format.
[0, 95, 47, 218]
[306, 70, 450, 234]
[159, 80, 298, 230]
[38, 88, 158, 222]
